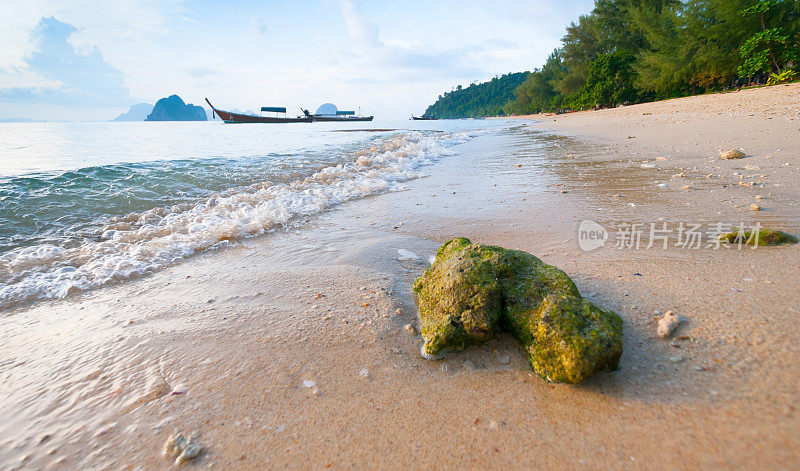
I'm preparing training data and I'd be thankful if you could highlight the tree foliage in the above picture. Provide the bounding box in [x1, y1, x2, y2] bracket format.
[435, 0, 800, 117]
[423, 72, 529, 118]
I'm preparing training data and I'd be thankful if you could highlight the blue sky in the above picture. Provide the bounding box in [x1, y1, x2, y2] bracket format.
[0, 0, 595, 120]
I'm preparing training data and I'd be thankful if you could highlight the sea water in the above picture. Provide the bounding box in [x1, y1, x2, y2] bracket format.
[0, 119, 505, 309]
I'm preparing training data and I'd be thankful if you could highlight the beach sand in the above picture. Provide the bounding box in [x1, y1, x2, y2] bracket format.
[2, 84, 799, 469]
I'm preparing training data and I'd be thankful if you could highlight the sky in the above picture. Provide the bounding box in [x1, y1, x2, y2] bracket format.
[0, 0, 595, 121]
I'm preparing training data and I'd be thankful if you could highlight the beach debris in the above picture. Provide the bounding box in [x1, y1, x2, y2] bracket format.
[499, 355, 510, 365]
[397, 249, 419, 261]
[412, 238, 622, 384]
[403, 323, 416, 334]
[359, 367, 370, 378]
[302, 380, 316, 389]
[171, 384, 188, 395]
[669, 355, 686, 363]
[749, 203, 762, 211]
[719, 228, 797, 246]
[94, 422, 117, 438]
[163, 431, 203, 465]
[718, 149, 746, 159]
[657, 311, 684, 338]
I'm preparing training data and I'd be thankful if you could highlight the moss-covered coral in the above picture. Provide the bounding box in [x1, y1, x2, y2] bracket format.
[719, 228, 797, 246]
[413, 237, 623, 384]
[412, 238, 504, 358]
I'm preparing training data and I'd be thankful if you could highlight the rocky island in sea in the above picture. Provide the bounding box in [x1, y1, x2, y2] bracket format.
[146, 95, 207, 121]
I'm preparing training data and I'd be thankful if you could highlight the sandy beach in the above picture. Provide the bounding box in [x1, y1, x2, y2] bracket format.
[2, 84, 799, 470]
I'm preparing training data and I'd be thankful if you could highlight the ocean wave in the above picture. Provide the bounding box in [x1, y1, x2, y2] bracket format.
[0, 130, 476, 309]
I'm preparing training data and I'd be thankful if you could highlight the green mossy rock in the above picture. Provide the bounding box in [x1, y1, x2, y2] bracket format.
[412, 237, 623, 384]
[719, 228, 797, 246]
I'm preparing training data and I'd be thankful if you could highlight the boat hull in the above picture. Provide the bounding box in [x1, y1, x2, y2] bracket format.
[205, 99, 312, 123]
[310, 116, 374, 122]
[215, 108, 312, 123]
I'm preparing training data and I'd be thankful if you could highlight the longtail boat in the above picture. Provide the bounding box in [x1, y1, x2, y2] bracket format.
[301, 108, 374, 122]
[205, 99, 312, 123]
[411, 115, 438, 120]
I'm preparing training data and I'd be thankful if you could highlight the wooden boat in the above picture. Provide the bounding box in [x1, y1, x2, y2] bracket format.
[301, 109, 374, 122]
[411, 115, 438, 120]
[205, 99, 312, 123]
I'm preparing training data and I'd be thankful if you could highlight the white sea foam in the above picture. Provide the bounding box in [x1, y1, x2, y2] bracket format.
[0, 130, 477, 309]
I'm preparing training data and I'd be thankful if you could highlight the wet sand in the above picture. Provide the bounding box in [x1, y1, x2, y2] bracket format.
[2, 84, 800, 469]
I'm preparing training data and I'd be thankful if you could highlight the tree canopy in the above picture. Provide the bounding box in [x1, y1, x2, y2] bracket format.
[425, 0, 799, 117]
[423, 72, 529, 118]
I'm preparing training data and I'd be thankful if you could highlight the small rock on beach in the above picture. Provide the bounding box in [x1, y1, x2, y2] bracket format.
[163, 431, 203, 465]
[718, 149, 746, 159]
[657, 311, 684, 338]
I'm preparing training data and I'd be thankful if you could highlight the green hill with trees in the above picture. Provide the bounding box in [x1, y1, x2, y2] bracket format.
[425, 0, 799, 117]
[423, 72, 529, 118]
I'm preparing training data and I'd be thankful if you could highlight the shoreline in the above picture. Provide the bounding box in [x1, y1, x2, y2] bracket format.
[2, 85, 800, 469]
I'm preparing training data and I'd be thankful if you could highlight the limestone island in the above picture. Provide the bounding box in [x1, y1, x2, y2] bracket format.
[146, 95, 207, 121]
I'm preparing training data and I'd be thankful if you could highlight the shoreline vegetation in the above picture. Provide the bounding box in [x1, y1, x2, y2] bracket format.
[425, 0, 799, 119]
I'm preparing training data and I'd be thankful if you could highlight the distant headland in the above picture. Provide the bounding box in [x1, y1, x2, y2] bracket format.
[113, 103, 154, 121]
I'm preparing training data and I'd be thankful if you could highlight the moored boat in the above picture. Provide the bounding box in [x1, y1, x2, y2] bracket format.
[301, 108, 374, 122]
[411, 115, 438, 120]
[205, 99, 312, 123]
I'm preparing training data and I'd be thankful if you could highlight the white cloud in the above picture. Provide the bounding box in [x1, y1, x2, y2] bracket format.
[0, 17, 131, 107]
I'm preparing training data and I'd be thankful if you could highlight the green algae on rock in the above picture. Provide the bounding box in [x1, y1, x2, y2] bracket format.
[719, 228, 798, 246]
[412, 237, 623, 384]
[412, 238, 504, 359]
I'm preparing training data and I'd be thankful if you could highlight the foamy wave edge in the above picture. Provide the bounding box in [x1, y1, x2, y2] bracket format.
[0, 130, 478, 309]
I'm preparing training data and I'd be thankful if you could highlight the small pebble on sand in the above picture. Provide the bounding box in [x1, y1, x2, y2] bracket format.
[499, 355, 510, 365]
[302, 380, 316, 389]
[657, 310, 684, 338]
[359, 367, 370, 378]
[163, 431, 202, 465]
[719, 149, 746, 159]
[404, 323, 415, 334]
[749, 203, 761, 211]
